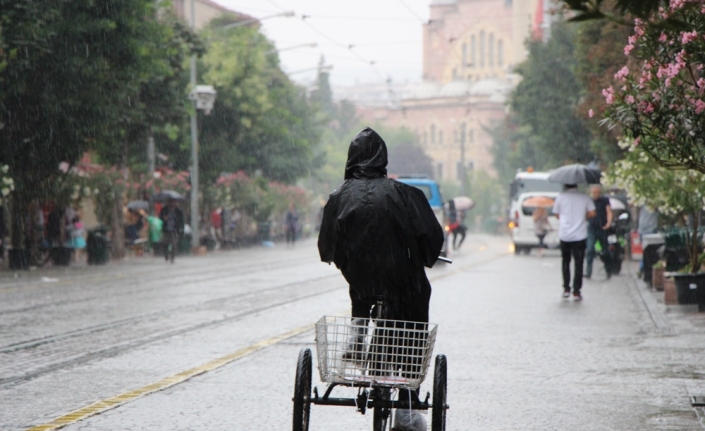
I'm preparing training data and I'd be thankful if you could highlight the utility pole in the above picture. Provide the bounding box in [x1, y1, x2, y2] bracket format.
[189, 0, 199, 250]
[460, 123, 467, 196]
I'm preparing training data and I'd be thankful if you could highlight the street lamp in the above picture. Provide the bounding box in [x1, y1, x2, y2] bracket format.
[188, 2, 295, 250]
[266, 43, 317, 55]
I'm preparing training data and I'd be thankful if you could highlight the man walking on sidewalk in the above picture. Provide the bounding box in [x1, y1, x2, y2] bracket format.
[552, 185, 596, 300]
[585, 185, 613, 279]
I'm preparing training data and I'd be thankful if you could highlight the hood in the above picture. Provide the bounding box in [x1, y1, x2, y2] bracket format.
[344, 127, 388, 180]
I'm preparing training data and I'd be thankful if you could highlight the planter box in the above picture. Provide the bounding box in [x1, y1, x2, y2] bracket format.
[192, 246, 208, 256]
[8, 249, 31, 270]
[652, 267, 665, 291]
[672, 273, 705, 311]
[664, 277, 678, 305]
[50, 247, 73, 266]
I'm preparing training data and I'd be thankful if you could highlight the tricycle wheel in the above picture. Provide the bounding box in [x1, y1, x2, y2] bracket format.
[292, 348, 312, 431]
[432, 354, 447, 431]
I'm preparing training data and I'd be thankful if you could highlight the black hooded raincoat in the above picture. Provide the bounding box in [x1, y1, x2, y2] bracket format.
[318, 128, 444, 322]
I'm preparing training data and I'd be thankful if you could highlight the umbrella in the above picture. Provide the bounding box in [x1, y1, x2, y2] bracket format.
[126, 200, 149, 211]
[548, 164, 601, 184]
[153, 190, 184, 203]
[522, 196, 555, 208]
[453, 196, 475, 211]
[609, 197, 626, 211]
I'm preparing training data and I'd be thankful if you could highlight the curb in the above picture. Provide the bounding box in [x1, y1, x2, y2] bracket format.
[626, 263, 673, 334]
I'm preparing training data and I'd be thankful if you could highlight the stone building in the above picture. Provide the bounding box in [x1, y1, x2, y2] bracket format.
[353, 0, 547, 183]
[173, 0, 252, 30]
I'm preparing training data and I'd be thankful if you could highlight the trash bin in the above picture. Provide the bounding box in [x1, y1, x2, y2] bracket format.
[87, 226, 111, 265]
[178, 234, 192, 255]
[257, 222, 271, 241]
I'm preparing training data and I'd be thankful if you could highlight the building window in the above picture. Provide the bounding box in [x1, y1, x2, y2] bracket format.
[489, 34, 495, 66]
[461, 43, 467, 70]
[460, 122, 467, 143]
[479, 31, 485, 67]
[456, 162, 465, 181]
[498, 40, 504, 66]
[471, 35, 477, 66]
[439, 131, 444, 144]
[436, 162, 444, 180]
[430, 124, 436, 144]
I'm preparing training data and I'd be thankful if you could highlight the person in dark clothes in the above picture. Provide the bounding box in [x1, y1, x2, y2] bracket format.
[159, 198, 184, 263]
[285, 204, 299, 246]
[585, 185, 613, 279]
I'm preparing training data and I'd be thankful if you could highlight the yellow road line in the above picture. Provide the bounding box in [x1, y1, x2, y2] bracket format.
[26, 324, 313, 431]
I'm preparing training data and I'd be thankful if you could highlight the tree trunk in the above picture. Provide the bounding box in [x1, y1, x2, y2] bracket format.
[111, 196, 125, 259]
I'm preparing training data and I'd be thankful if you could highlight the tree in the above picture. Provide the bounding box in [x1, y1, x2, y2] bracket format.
[599, 2, 705, 172]
[195, 20, 321, 185]
[490, 114, 548, 184]
[0, 0, 175, 252]
[574, 16, 633, 163]
[510, 20, 594, 167]
[387, 142, 435, 178]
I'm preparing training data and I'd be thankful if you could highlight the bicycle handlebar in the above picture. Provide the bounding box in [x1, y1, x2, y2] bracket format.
[437, 256, 453, 264]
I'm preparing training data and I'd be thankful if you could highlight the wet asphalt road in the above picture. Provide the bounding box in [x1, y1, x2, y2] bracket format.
[1, 234, 704, 430]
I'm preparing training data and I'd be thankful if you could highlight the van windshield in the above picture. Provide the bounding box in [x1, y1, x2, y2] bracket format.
[511, 179, 563, 200]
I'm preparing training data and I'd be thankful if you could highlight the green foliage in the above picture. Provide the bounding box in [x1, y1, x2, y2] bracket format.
[509, 21, 594, 168]
[490, 114, 547, 184]
[560, 0, 671, 24]
[574, 17, 632, 163]
[195, 22, 321, 185]
[606, 139, 705, 272]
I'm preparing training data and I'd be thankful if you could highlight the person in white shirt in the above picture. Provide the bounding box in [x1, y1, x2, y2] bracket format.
[552, 184, 596, 300]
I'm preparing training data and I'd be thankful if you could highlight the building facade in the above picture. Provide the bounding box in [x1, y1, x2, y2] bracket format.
[353, 0, 545, 183]
[173, 0, 251, 30]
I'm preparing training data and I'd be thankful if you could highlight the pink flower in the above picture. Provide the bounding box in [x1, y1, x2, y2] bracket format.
[614, 66, 629, 81]
[624, 44, 634, 56]
[626, 95, 635, 104]
[634, 137, 641, 146]
[681, 30, 698, 45]
[659, 32, 668, 43]
[602, 87, 615, 104]
[695, 99, 705, 114]
[588, 109, 594, 118]
[644, 103, 655, 114]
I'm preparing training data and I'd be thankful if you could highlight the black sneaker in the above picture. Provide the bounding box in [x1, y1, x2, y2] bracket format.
[573, 292, 583, 301]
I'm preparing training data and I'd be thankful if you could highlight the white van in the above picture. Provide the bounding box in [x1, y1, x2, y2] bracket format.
[511, 191, 560, 254]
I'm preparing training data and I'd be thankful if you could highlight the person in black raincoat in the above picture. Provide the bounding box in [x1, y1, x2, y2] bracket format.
[318, 127, 444, 323]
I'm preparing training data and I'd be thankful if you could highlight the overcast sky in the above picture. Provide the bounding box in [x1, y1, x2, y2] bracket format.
[215, 0, 431, 88]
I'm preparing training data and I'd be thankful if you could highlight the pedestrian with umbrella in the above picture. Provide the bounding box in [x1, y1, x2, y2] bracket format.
[159, 197, 184, 263]
[549, 164, 598, 300]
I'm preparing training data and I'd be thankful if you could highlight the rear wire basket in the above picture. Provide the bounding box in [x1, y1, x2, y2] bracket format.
[314, 316, 438, 389]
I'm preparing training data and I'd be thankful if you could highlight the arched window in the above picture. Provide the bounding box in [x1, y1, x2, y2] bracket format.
[430, 124, 436, 144]
[498, 40, 504, 66]
[439, 130, 444, 144]
[489, 34, 495, 66]
[479, 31, 485, 67]
[461, 43, 467, 71]
[471, 35, 477, 66]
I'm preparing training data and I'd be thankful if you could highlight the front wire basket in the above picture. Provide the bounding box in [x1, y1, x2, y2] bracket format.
[314, 316, 438, 389]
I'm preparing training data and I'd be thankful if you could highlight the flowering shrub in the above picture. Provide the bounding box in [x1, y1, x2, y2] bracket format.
[0, 165, 15, 205]
[139, 169, 191, 198]
[214, 171, 310, 222]
[598, 1, 705, 171]
[606, 138, 705, 272]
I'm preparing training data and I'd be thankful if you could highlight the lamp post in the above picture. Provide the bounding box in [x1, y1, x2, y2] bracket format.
[187, 3, 294, 249]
